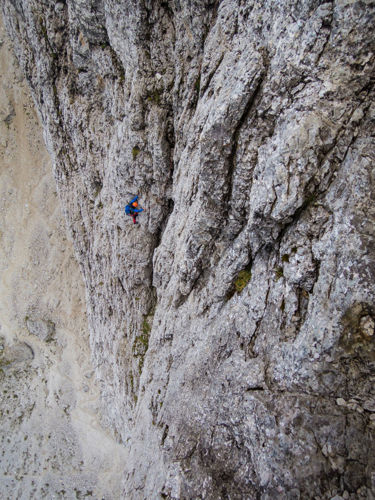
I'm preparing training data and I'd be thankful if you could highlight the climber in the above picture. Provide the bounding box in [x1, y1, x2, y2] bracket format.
[125, 195, 144, 224]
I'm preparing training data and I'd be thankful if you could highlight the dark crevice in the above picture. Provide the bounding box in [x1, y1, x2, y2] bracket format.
[314, 7, 333, 67]
[190, 72, 201, 110]
[150, 117, 175, 253]
[161, 424, 169, 446]
[224, 72, 266, 218]
[118, 277, 126, 293]
[107, 45, 126, 83]
[295, 288, 309, 337]
[355, 76, 375, 96]
[153, 198, 175, 250]
[150, 100, 176, 287]
[160, 2, 174, 20]
[247, 320, 261, 359]
[173, 289, 191, 309]
[312, 257, 321, 291]
[247, 285, 270, 359]
[287, 75, 308, 99]
[201, 0, 221, 50]
[201, 52, 224, 95]
[339, 133, 358, 167]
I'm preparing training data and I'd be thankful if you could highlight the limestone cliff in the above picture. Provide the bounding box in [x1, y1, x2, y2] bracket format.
[0, 18, 125, 499]
[2, 1, 375, 499]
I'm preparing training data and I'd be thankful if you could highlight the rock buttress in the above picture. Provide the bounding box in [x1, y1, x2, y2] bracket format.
[2, 1, 375, 498]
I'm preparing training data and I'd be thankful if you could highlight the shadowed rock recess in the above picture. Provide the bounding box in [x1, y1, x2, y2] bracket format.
[2, 0, 374, 498]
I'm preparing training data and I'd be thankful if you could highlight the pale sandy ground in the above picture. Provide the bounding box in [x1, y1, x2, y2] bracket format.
[0, 17, 126, 499]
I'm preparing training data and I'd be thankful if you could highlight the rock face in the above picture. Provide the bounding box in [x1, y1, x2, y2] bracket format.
[2, 1, 375, 498]
[0, 19, 126, 499]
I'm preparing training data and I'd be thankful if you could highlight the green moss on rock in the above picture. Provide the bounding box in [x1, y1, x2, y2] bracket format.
[274, 266, 284, 280]
[142, 317, 151, 336]
[226, 264, 252, 300]
[234, 268, 252, 293]
[146, 91, 161, 105]
[132, 146, 140, 159]
[132, 313, 154, 374]
[132, 331, 149, 357]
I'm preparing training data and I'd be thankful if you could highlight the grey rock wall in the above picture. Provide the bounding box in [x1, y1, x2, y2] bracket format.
[0, 18, 126, 499]
[2, 1, 375, 498]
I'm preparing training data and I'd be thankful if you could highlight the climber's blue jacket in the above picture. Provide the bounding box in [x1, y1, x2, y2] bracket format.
[125, 195, 144, 214]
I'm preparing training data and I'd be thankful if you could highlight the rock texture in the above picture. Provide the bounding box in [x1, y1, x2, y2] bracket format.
[2, 0, 375, 498]
[0, 19, 126, 499]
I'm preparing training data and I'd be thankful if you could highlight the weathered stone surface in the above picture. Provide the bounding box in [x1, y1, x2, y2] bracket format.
[1, 0, 375, 498]
[2, 341, 34, 366]
[0, 19, 126, 499]
[25, 317, 55, 341]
